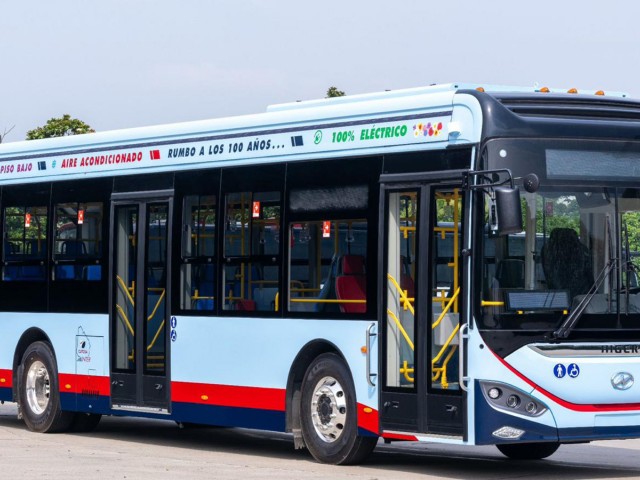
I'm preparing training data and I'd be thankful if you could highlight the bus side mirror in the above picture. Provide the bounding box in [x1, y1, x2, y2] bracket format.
[493, 187, 523, 236]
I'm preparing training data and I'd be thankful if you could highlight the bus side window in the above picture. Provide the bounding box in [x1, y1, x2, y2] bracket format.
[180, 194, 216, 311]
[287, 185, 369, 316]
[53, 202, 103, 281]
[222, 191, 281, 313]
[3, 205, 48, 281]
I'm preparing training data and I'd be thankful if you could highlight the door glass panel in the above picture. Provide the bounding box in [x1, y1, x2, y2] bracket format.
[113, 205, 137, 371]
[386, 191, 418, 389]
[145, 204, 167, 374]
[430, 188, 462, 391]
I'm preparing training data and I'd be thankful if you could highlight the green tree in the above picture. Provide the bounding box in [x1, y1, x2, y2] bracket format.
[326, 86, 345, 98]
[26, 114, 94, 140]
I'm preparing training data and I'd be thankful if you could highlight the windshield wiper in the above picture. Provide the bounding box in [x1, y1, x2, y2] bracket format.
[552, 258, 617, 340]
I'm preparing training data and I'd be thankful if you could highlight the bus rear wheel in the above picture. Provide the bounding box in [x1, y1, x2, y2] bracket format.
[300, 353, 377, 464]
[496, 442, 560, 460]
[18, 341, 74, 433]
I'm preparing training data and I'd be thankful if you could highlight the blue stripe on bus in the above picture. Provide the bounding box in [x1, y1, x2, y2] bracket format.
[171, 402, 286, 432]
[559, 425, 640, 442]
[59, 393, 286, 432]
[0, 386, 12, 402]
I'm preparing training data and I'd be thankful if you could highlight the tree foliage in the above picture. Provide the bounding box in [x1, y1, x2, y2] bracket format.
[26, 114, 94, 140]
[326, 86, 345, 98]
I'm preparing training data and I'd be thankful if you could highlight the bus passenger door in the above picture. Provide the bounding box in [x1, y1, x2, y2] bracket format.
[380, 183, 465, 437]
[110, 195, 172, 412]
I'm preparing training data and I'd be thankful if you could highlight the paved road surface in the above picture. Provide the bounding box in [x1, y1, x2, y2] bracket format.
[1, 402, 640, 479]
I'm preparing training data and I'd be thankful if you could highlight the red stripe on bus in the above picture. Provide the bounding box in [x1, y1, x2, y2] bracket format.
[0, 369, 12, 388]
[58, 373, 110, 395]
[51, 374, 377, 425]
[381, 431, 419, 441]
[171, 381, 286, 411]
[492, 350, 640, 412]
[357, 403, 379, 434]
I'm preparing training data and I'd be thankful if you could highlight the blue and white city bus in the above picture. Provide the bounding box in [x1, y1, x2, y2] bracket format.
[1, 83, 640, 463]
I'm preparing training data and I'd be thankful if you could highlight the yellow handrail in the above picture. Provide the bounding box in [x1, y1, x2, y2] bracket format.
[432, 344, 458, 388]
[147, 289, 166, 322]
[116, 275, 135, 306]
[432, 323, 460, 364]
[387, 273, 414, 314]
[400, 360, 414, 383]
[115, 275, 166, 353]
[432, 287, 461, 329]
[115, 304, 134, 336]
[387, 309, 415, 351]
[192, 289, 215, 301]
[147, 319, 166, 351]
[291, 298, 366, 304]
[481, 300, 505, 307]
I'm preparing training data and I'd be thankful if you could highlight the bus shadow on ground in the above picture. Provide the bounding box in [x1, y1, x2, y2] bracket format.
[1, 409, 638, 479]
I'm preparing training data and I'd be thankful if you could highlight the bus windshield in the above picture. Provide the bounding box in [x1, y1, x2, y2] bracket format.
[481, 186, 640, 332]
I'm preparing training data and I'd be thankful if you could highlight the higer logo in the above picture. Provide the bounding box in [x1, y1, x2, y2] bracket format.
[611, 372, 634, 391]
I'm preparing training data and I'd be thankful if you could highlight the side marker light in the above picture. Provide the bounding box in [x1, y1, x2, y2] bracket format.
[492, 426, 525, 440]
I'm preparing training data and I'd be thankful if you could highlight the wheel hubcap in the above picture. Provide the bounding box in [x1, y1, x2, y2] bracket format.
[25, 360, 50, 415]
[310, 376, 347, 443]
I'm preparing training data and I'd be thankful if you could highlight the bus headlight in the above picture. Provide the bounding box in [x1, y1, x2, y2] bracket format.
[487, 387, 502, 400]
[506, 394, 521, 408]
[525, 401, 539, 415]
[480, 381, 548, 417]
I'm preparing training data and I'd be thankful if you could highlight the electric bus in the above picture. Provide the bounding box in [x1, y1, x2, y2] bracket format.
[1, 83, 640, 464]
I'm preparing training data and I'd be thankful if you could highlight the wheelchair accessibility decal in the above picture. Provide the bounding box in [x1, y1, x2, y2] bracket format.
[170, 316, 177, 342]
[554, 363, 580, 379]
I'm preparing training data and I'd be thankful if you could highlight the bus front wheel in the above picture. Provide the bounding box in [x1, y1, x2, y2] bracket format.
[18, 341, 74, 433]
[300, 353, 377, 464]
[497, 442, 560, 460]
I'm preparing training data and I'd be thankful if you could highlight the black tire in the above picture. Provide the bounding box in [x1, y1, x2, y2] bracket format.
[300, 353, 378, 464]
[496, 442, 560, 460]
[18, 341, 74, 433]
[71, 413, 102, 432]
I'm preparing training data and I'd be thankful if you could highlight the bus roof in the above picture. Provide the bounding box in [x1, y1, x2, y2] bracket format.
[0, 83, 632, 185]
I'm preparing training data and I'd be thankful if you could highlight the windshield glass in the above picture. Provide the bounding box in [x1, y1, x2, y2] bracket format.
[481, 186, 640, 332]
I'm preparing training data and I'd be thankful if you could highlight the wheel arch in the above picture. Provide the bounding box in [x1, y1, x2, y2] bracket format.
[285, 339, 350, 442]
[12, 327, 54, 401]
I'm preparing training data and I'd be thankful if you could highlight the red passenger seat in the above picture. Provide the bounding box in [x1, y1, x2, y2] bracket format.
[335, 255, 366, 313]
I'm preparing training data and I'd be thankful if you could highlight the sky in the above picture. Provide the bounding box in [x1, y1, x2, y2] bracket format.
[1, 0, 639, 142]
